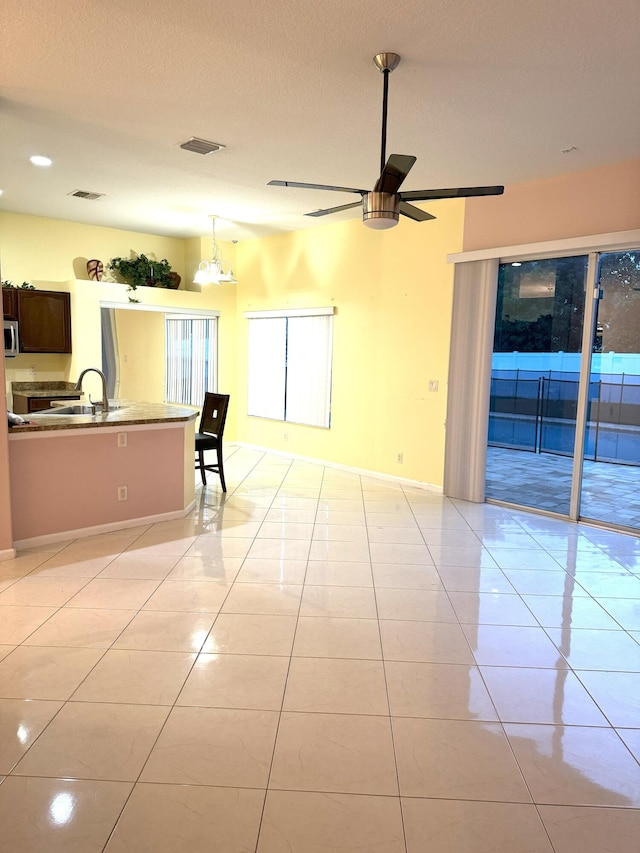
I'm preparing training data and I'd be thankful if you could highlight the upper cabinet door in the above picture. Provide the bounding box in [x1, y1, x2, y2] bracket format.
[2, 288, 17, 320]
[17, 290, 72, 353]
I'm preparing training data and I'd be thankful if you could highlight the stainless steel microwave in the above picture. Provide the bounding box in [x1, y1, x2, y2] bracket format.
[3, 320, 19, 357]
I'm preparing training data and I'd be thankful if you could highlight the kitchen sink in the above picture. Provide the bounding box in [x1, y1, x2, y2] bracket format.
[43, 403, 127, 415]
[45, 405, 99, 415]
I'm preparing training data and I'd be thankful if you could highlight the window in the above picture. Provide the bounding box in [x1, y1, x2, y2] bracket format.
[165, 315, 217, 405]
[246, 307, 334, 428]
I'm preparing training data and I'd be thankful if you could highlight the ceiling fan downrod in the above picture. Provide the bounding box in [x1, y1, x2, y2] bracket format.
[373, 53, 401, 174]
[267, 50, 503, 228]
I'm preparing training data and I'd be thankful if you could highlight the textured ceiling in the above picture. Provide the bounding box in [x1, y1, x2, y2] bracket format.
[2, 0, 639, 241]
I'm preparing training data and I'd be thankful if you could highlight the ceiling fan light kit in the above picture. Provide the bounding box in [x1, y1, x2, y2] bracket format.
[362, 192, 400, 229]
[269, 53, 504, 228]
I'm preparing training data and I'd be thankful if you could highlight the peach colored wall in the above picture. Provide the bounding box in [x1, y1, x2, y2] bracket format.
[0, 305, 14, 554]
[9, 427, 185, 541]
[463, 159, 640, 250]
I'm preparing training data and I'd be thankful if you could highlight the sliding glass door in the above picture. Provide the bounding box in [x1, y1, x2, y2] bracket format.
[580, 252, 640, 529]
[486, 256, 588, 515]
[486, 249, 640, 533]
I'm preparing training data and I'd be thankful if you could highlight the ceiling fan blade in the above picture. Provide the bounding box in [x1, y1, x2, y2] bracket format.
[268, 180, 365, 195]
[400, 185, 504, 201]
[306, 201, 363, 218]
[399, 202, 436, 222]
[374, 154, 417, 195]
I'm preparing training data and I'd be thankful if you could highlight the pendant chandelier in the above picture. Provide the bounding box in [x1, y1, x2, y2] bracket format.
[193, 215, 237, 285]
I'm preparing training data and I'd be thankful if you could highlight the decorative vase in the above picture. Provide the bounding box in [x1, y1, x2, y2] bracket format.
[167, 272, 181, 289]
[87, 259, 104, 281]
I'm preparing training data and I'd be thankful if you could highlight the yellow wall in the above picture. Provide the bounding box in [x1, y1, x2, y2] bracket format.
[234, 203, 464, 487]
[115, 310, 166, 403]
[0, 212, 189, 284]
[1, 206, 461, 488]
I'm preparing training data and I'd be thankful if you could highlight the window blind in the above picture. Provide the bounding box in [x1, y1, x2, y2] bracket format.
[165, 317, 217, 405]
[246, 312, 333, 428]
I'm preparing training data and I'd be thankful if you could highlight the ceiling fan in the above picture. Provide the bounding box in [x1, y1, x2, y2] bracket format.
[269, 52, 504, 229]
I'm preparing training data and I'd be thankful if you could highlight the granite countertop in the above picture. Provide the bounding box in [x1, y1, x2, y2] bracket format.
[8, 400, 199, 433]
[12, 382, 81, 398]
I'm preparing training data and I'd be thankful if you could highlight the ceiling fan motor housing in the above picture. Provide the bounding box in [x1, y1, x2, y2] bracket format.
[362, 192, 400, 229]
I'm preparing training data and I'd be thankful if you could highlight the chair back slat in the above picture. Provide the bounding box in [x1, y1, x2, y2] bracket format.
[199, 392, 230, 438]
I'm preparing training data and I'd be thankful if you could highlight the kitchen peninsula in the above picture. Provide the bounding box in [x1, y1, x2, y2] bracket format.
[7, 401, 198, 548]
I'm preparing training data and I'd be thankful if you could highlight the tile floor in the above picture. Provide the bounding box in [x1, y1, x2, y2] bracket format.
[1, 446, 639, 851]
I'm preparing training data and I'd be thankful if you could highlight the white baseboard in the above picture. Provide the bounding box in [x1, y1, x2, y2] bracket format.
[0, 547, 17, 562]
[231, 443, 443, 493]
[13, 501, 196, 552]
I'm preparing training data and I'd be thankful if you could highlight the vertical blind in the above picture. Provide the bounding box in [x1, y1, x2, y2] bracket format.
[246, 311, 333, 428]
[165, 316, 217, 405]
[247, 317, 287, 420]
[100, 307, 119, 399]
[285, 315, 333, 427]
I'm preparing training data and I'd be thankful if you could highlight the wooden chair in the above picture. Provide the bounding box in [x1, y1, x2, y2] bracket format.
[195, 392, 230, 491]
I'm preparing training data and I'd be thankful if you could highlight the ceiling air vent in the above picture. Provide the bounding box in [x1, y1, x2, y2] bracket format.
[179, 137, 225, 155]
[68, 190, 105, 200]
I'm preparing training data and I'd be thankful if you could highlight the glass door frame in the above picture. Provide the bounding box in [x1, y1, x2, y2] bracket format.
[486, 247, 639, 527]
[568, 252, 599, 521]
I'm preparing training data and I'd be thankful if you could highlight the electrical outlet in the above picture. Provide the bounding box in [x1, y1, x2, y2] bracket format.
[397, 452, 403, 464]
[117, 432, 127, 448]
[117, 486, 128, 501]
[428, 380, 439, 392]
[28, 365, 37, 376]
[283, 432, 288, 441]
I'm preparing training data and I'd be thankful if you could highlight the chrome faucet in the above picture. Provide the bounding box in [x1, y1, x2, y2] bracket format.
[75, 368, 110, 413]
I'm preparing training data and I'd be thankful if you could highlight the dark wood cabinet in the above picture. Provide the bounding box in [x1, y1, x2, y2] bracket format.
[17, 290, 72, 353]
[2, 289, 17, 320]
[12, 393, 81, 415]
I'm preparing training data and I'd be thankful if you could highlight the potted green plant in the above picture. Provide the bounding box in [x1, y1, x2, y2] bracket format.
[108, 254, 177, 300]
[2, 280, 35, 289]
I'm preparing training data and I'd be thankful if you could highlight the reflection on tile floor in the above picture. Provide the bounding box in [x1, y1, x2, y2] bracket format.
[486, 445, 640, 529]
[1, 446, 639, 851]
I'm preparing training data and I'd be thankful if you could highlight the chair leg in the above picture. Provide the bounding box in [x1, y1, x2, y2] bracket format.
[217, 445, 227, 492]
[198, 449, 207, 485]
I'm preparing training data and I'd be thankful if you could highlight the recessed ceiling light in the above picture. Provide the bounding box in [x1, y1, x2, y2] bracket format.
[511, 262, 522, 267]
[30, 155, 53, 167]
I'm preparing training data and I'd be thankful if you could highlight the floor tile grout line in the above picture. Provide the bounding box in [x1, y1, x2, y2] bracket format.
[0, 545, 135, 645]
[368, 477, 411, 852]
[251, 457, 323, 852]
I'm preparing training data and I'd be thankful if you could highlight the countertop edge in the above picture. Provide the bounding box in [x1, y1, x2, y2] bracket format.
[8, 402, 199, 433]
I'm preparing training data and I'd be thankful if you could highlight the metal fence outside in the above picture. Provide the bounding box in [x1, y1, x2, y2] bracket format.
[489, 372, 640, 465]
